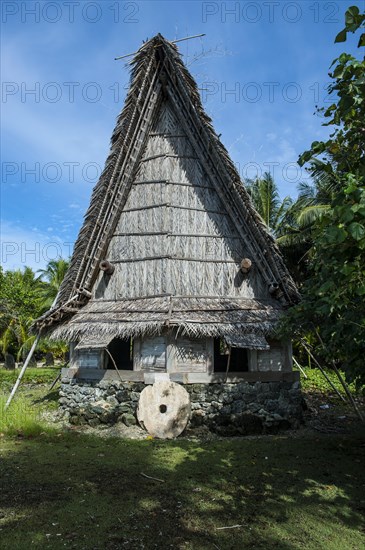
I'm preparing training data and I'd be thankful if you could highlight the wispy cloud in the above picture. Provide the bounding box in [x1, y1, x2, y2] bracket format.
[1, 220, 73, 271]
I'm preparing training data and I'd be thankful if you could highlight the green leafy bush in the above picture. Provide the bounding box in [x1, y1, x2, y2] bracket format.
[295, 365, 358, 395]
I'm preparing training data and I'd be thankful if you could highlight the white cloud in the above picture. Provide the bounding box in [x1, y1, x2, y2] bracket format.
[0, 220, 73, 271]
[266, 132, 277, 142]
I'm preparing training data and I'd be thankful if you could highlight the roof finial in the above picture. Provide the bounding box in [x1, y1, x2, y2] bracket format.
[114, 33, 206, 61]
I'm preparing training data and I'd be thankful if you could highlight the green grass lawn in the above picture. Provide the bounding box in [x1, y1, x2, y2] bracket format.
[0, 368, 60, 437]
[0, 367, 364, 549]
[0, 367, 61, 386]
[1, 428, 365, 549]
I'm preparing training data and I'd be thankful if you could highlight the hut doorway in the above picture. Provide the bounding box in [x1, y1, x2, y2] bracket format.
[213, 339, 249, 373]
[106, 338, 133, 370]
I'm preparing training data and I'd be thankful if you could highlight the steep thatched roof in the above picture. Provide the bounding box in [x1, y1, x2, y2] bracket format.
[33, 34, 298, 342]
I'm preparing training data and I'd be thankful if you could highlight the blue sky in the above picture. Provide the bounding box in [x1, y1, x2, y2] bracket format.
[1, 0, 361, 271]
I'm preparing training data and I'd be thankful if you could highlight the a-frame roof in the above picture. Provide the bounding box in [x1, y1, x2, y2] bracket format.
[34, 34, 298, 341]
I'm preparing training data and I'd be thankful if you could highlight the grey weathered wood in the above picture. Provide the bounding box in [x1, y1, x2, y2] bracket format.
[61, 367, 299, 384]
[62, 367, 145, 382]
[172, 337, 209, 373]
[248, 349, 258, 372]
[257, 343, 284, 372]
[73, 349, 101, 369]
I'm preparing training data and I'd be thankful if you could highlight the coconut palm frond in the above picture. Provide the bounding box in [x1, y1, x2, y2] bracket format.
[246, 172, 292, 235]
[277, 230, 311, 248]
[272, 196, 293, 230]
[37, 259, 70, 309]
[297, 204, 330, 227]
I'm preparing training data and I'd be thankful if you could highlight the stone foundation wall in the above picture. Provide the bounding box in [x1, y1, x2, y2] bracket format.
[59, 377, 303, 435]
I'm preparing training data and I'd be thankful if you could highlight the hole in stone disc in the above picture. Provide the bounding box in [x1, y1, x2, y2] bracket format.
[159, 404, 167, 413]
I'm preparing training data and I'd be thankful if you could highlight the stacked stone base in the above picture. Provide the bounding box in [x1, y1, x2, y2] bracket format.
[59, 378, 304, 436]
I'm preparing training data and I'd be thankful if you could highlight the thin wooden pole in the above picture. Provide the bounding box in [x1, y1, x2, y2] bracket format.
[49, 372, 61, 391]
[331, 363, 364, 422]
[104, 348, 123, 382]
[314, 329, 364, 422]
[293, 357, 308, 379]
[171, 33, 206, 44]
[5, 333, 41, 410]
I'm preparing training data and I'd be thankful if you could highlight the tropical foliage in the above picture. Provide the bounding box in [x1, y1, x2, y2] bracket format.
[276, 174, 338, 283]
[0, 267, 43, 359]
[37, 258, 69, 309]
[0, 259, 69, 361]
[246, 172, 292, 235]
[281, 6, 365, 387]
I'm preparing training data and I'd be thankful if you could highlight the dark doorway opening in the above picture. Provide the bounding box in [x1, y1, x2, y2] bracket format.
[107, 338, 133, 370]
[213, 339, 249, 372]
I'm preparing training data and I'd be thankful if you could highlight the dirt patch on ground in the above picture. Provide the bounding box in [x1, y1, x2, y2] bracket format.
[299, 390, 364, 435]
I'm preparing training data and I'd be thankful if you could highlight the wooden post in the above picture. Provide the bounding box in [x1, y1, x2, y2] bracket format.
[5, 333, 41, 410]
[49, 372, 61, 391]
[224, 346, 232, 383]
[99, 260, 115, 275]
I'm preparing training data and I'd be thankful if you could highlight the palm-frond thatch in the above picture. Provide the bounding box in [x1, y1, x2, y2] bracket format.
[33, 34, 298, 344]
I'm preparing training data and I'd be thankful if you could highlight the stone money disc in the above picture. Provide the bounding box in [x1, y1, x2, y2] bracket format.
[137, 381, 191, 439]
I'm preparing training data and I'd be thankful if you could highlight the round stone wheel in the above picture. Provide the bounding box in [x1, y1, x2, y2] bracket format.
[137, 381, 191, 439]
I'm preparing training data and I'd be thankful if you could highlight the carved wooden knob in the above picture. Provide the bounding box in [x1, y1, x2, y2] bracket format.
[240, 258, 252, 273]
[99, 260, 115, 275]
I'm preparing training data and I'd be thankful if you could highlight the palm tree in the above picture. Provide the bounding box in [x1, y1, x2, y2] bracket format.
[276, 170, 338, 283]
[245, 171, 337, 284]
[0, 315, 36, 361]
[37, 258, 69, 309]
[246, 172, 292, 236]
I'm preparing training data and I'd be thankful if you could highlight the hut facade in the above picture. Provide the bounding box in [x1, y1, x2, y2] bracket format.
[34, 35, 302, 434]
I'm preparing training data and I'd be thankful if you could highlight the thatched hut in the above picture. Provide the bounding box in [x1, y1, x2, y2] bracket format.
[34, 35, 302, 433]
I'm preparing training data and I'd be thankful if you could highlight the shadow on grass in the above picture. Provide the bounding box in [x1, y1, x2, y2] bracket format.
[33, 389, 60, 405]
[0, 430, 364, 549]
